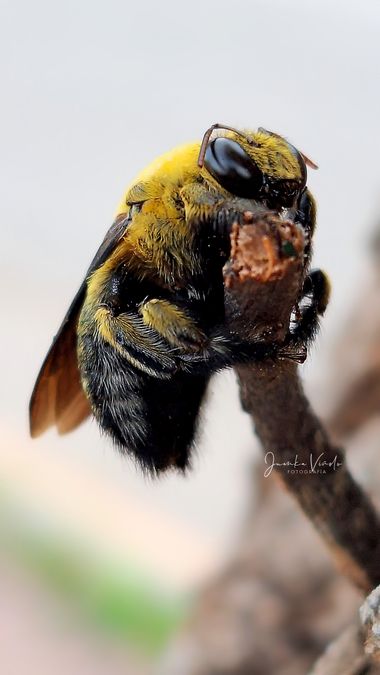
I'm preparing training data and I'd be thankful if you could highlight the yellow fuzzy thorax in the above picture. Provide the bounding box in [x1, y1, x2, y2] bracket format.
[116, 142, 201, 215]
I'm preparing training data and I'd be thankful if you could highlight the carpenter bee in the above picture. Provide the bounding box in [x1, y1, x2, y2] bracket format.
[30, 124, 329, 474]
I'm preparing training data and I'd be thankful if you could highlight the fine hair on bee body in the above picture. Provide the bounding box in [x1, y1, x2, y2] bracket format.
[30, 123, 329, 475]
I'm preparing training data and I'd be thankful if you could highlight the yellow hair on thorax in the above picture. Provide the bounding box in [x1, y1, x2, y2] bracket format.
[116, 142, 200, 215]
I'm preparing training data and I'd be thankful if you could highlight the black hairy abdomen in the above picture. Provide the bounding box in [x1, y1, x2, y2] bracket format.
[78, 332, 208, 474]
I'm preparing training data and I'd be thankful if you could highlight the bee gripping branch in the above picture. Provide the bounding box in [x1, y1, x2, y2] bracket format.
[223, 209, 380, 594]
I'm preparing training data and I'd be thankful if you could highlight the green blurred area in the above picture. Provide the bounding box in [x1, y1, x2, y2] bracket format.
[0, 485, 188, 657]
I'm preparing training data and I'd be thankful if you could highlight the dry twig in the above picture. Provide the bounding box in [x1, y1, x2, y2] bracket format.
[224, 211, 380, 592]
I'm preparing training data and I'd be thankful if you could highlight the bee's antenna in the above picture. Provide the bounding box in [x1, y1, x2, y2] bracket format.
[198, 124, 219, 168]
[198, 123, 258, 168]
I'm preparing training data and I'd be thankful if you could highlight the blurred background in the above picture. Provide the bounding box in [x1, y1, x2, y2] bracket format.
[2, 0, 380, 673]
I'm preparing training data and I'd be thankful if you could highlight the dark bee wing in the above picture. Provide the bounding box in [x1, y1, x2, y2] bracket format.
[29, 212, 132, 438]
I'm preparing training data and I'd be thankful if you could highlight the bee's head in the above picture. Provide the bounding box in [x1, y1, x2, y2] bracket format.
[198, 124, 317, 210]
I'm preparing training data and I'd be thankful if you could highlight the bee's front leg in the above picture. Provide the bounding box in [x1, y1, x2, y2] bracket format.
[139, 298, 238, 372]
[139, 297, 305, 369]
[139, 298, 208, 354]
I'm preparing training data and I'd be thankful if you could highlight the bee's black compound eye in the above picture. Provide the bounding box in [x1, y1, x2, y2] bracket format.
[204, 137, 263, 198]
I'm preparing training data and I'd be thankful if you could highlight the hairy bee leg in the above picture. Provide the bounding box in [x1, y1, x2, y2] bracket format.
[304, 269, 331, 315]
[92, 306, 178, 376]
[296, 188, 317, 262]
[139, 299, 248, 371]
[297, 188, 316, 233]
[286, 268, 330, 348]
[139, 299, 207, 353]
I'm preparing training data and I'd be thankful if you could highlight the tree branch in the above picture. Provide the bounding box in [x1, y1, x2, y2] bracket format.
[224, 210, 380, 593]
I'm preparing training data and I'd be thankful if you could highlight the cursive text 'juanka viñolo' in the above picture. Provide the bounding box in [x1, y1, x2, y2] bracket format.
[264, 451, 343, 478]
